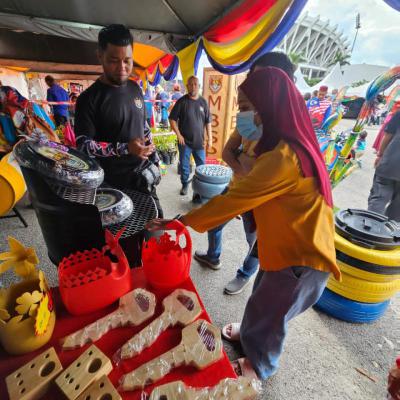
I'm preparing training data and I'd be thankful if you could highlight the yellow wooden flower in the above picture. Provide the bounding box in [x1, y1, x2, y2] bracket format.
[15, 291, 43, 315]
[0, 237, 39, 278]
[39, 270, 50, 293]
[35, 294, 51, 336]
[0, 308, 10, 323]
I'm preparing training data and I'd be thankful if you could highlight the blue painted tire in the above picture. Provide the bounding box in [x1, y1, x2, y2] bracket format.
[314, 288, 390, 323]
[195, 164, 232, 184]
[192, 176, 228, 199]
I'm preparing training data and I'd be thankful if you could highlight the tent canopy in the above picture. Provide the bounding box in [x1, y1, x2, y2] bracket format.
[0, 0, 308, 84]
[309, 63, 345, 93]
[0, 0, 399, 85]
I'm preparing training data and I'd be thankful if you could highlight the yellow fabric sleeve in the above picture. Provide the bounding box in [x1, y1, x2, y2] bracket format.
[184, 144, 299, 232]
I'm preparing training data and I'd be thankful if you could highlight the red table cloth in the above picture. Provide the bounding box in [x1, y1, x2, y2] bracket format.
[0, 268, 236, 399]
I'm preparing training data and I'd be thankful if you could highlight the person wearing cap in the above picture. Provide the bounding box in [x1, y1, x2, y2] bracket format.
[306, 85, 332, 130]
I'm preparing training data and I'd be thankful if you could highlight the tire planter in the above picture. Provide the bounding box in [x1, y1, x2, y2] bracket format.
[194, 164, 232, 184]
[314, 289, 390, 324]
[192, 175, 228, 200]
[95, 188, 133, 227]
[318, 209, 400, 322]
[327, 271, 400, 303]
[13, 139, 104, 189]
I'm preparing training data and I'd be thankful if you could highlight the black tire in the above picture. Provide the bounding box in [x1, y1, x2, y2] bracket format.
[95, 188, 133, 227]
[14, 140, 103, 189]
[192, 176, 228, 199]
[195, 164, 232, 184]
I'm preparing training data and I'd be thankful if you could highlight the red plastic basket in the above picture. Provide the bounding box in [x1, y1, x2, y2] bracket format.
[142, 220, 192, 289]
[58, 230, 132, 315]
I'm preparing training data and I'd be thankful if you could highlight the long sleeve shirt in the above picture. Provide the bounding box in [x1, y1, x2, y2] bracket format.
[184, 141, 340, 280]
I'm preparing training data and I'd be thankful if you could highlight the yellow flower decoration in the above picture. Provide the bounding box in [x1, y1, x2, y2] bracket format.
[39, 270, 50, 293]
[15, 291, 43, 315]
[0, 237, 39, 278]
[0, 308, 10, 323]
[35, 294, 51, 336]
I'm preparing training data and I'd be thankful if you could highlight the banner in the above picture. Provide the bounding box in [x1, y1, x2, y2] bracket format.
[203, 68, 246, 158]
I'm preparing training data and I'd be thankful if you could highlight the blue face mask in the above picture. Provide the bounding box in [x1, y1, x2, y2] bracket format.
[236, 111, 263, 141]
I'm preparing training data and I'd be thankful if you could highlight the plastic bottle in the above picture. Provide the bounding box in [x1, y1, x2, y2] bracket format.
[388, 357, 400, 400]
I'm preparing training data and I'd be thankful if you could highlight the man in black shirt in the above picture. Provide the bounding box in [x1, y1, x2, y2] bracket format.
[75, 24, 162, 215]
[368, 110, 400, 221]
[169, 76, 212, 195]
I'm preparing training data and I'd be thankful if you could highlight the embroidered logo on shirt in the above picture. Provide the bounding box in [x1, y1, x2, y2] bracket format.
[199, 106, 204, 113]
[134, 98, 143, 109]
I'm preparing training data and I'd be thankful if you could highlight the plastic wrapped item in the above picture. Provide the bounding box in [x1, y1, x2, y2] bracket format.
[119, 319, 223, 391]
[148, 377, 262, 400]
[116, 289, 202, 361]
[13, 138, 104, 189]
[61, 288, 156, 350]
[95, 188, 133, 227]
[58, 229, 132, 315]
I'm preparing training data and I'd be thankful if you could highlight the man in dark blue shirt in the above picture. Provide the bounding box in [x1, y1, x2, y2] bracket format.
[45, 75, 69, 127]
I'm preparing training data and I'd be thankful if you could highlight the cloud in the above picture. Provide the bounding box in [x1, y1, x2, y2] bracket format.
[303, 0, 400, 66]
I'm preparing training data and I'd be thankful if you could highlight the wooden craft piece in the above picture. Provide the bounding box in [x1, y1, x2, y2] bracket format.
[120, 288, 202, 359]
[6, 346, 63, 400]
[55, 344, 112, 400]
[149, 377, 261, 400]
[120, 319, 223, 391]
[61, 289, 156, 350]
[76, 375, 122, 400]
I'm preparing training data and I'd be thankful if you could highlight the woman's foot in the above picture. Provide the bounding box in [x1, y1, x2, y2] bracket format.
[231, 357, 259, 379]
[222, 322, 241, 341]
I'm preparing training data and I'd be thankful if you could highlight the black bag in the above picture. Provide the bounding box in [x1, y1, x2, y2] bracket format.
[129, 160, 161, 194]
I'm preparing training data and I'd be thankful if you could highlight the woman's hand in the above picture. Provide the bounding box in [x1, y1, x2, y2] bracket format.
[145, 218, 175, 231]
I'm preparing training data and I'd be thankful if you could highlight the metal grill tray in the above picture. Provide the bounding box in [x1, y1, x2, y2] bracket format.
[95, 188, 133, 227]
[107, 189, 158, 238]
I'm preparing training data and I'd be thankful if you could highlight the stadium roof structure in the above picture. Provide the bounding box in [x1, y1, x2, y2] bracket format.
[277, 12, 350, 79]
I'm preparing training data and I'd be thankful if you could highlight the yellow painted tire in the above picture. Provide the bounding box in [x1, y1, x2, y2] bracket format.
[338, 260, 400, 282]
[0, 152, 26, 215]
[327, 272, 400, 303]
[335, 233, 400, 268]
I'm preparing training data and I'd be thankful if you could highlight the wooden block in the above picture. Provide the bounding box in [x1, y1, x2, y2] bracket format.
[55, 345, 112, 400]
[76, 375, 122, 400]
[6, 347, 63, 400]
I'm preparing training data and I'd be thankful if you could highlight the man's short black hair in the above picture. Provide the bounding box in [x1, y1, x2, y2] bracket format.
[250, 52, 295, 81]
[45, 75, 55, 85]
[98, 24, 133, 50]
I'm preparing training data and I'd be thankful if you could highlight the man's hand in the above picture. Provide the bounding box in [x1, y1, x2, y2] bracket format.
[128, 138, 155, 160]
[177, 133, 185, 146]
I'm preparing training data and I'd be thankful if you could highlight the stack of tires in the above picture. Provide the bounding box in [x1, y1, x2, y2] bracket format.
[192, 164, 232, 203]
[315, 209, 400, 323]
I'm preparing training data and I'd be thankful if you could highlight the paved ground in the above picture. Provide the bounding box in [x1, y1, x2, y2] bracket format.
[0, 118, 399, 399]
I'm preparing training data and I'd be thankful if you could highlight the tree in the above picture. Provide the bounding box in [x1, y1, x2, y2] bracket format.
[288, 52, 305, 67]
[328, 51, 351, 67]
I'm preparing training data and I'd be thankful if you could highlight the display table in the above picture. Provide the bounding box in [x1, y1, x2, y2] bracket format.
[0, 268, 236, 399]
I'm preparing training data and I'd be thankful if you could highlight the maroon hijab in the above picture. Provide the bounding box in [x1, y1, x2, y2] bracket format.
[240, 67, 333, 207]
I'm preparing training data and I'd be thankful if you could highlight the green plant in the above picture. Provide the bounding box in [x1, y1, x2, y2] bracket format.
[328, 51, 351, 67]
[305, 77, 323, 86]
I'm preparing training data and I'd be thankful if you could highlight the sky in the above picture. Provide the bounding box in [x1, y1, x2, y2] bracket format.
[303, 0, 400, 66]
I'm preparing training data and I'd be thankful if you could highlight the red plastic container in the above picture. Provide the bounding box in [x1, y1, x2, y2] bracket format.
[58, 230, 132, 315]
[142, 220, 192, 289]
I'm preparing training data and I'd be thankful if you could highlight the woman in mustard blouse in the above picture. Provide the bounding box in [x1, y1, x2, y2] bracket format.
[147, 67, 340, 380]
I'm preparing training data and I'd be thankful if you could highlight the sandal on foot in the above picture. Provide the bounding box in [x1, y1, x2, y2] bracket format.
[222, 322, 241, 342]
[231, 357, 259, 379]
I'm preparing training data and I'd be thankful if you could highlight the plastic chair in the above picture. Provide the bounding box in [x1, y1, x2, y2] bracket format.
[20, 166, 105, 266]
